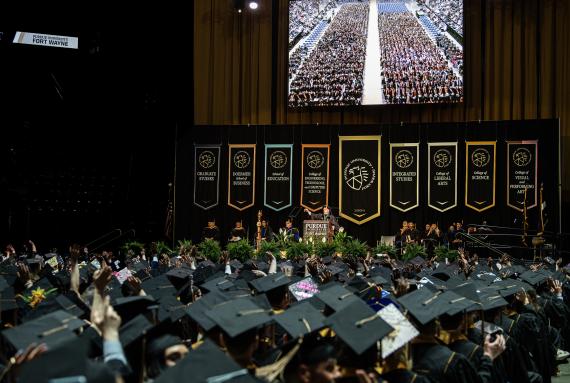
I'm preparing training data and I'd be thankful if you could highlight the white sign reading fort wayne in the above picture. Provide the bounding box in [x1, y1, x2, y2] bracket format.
[13, 32, 79, 49]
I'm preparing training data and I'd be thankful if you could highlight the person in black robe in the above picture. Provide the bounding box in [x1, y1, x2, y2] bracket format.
[229, 220, 247, 242]
[201, 218, 220, 242]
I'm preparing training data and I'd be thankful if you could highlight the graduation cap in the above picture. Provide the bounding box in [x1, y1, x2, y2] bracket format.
[288, 277, 320, 302]
[186, 289, 230, 332]
[142, 274, 178, 299]
[249, 273, 291, 294]
[325, 299, 393, 355]
[205, 297, 272, 338]
[54, 294, 86, 318]
[377, 303, 419, 358]
[154, 338, 262, 383]
[113, 295, 157, 324]
[274, 301, 325, 339]
[200, 276, 236, 293]
[398, 289, 450, 325]
[18, 335, 117, 383]
[520, 270, 549, 287]
[497, 280, 532, 298]
[438, 291, 477, 316]
[2, 310, 85, 354]
[0, 264, 19, 286]
[156, 294, 188, 322]
[315, 283, 361, 313]
[409, 256, 426, 266]
[119, 314, 156, 350]
[166, 267, 193, 290]
[478, 292, 508, 311]
[0, 286, 18, 316]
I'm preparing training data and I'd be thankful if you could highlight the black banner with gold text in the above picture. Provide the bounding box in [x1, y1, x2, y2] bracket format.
[264, 144, 293, 211]
[507, 140, 538, 211]
[428, 142, 457, 212]
[194, 145, 221, 210]
[300, 144, 330, 212]
[465, 142, 496, 212]
[339, 136, 381, 225]
[390, 143, 419, 212]
[228, 144, 256, 211]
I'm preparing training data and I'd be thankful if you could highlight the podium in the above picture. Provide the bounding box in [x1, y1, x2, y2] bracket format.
[303, 220, 331, 243]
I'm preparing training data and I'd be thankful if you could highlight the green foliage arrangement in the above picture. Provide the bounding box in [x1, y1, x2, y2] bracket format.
[227, 239, 255, 263]
[198, 239, 222, 263]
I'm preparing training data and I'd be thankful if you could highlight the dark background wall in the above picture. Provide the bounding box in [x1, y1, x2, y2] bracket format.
[193, 0, 570, 235]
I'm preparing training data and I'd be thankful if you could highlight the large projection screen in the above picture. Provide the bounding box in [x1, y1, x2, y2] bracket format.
[288, 0, 464, 107]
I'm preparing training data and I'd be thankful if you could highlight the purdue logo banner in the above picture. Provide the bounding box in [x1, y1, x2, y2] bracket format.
[194, 145, 221, 210]
[507, 140, 538, 211]
[300, 144, 330, 212]
[264, 144, 293, 211]
[390, 143, 419, 212]
[465, 141, 496, 212]
[339, 136, 381, 225]
[228, 144, 256, 211]
[428, 142, 457, 212]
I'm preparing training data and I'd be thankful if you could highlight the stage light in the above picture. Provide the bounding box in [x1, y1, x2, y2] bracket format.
[248, 1, 258, 10]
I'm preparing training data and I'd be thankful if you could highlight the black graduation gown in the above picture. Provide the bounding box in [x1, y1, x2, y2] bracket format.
[202, 226, 220, 242]
[412, 341, 483, 383]
[449, 338, 502, 383]
[381, 369, 431, 383]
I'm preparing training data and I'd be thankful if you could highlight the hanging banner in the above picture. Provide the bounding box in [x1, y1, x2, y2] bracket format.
[507, 140, 538, 211]
[465, 141, 496, 212]
[390, 143, 419, 212]
[339, 136, 381, 225]
[428, 142, 458, 212]
[228, 144, 256, 211]
[264, 144, 293, 211]
[194, 145, 221, 210]
[300, 144, 330, 212]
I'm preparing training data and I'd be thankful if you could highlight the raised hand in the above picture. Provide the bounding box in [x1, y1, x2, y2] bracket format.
[69, 243, 81, 264]
[483, 334, 506, 361]
[93, 265, 113, 293]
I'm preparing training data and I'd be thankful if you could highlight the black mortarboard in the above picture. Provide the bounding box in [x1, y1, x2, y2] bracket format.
[119, 314, 156, 349]
[0, 286, 18, 313]
[315, 283, 360, 312]
[520, 270, 549, 287]
[157, 294, 188, 322]
[497, 280, 532, 298]
[325, 299, 393, 355]
[166, 267, 193, 290]
[0, 264, 18, 286]
[18, 335, 117, 383]
[205, 297, 272, 338]
[409, 256, 426, 266]
[438, 291, 477, 316]
[274, 301, 325, 339]
[2, 310, 84, 354]
[142, 274, 178, 299]
[113, 295, 157, 324]
[249, 273, 291, 293]
[478, 292, 508, 310]
[186, 290, 229, 331]
[398, 289, 449, 325]
[54, 294, 85, 318]
[155, 339, 262, 383]
[201, 276, 235, 293]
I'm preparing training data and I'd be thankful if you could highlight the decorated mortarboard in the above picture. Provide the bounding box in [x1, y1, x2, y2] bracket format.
[274, 301, 325, 339]
[315, 283, 361, 312]
[325, 299, 393, 355]
[205, 297, 272, 338]
[155, 338, 262, 383]
[249, 273, 291, 294]
[398, 289, 450, 325]
[288, 277, 320, 302]
[377, 303, 419, 358]
[2, 310, 85, 354]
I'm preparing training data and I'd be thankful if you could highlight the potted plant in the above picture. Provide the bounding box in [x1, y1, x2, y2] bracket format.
[286, 241, 311, 260]
[121, 241, 145, 256]
[198, 239, 222, 263]
[156, 241, 173, 257]
[258, 240, 280, 257]
[434, 245, 459, 262]
[402, 243, 427, 261]
[176, 239, 193, 255]
[275, 229, 294, 258]
[226, 239, 255, 263]
[315, 241, 337, 259]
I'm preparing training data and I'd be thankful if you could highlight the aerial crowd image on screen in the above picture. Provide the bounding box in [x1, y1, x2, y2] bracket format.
[288, 0, 464, 107]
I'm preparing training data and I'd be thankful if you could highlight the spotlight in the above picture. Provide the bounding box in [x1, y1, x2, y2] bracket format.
[248, 1, 258, 10]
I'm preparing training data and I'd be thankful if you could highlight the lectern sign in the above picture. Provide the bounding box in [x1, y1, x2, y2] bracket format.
[339, 136, 381, 225]
[390, 143, 419, 212]
[303, 220, 329, 242]
[465, 141, 496, 212]
[228, 144, 256, 211]
[300, 144, 330, 212]
[507, 140, 538, 211]
[264, 144, 293, 211]
[194, 145, 221, 210]
[428, 142, 457, 212]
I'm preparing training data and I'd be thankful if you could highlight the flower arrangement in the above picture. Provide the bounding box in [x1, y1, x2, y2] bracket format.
[18, 287, 58, 308]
